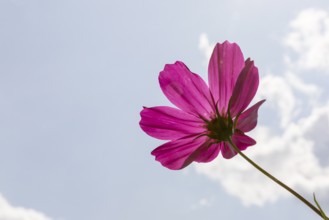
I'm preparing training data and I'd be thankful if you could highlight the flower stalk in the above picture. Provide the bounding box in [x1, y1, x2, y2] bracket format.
[228, 138, 327, 219]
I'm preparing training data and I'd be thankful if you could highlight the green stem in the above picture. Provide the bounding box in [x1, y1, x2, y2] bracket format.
[228, 138, 326, 219]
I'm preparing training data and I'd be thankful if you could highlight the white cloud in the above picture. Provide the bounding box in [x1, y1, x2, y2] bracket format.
[257, 74, 296, 127]
[284, 8, 329, 72]
[198, 33, 215, 65]
[198, 198, 211, 207]
[285, 72, 320, 96]
[189, 197, 214, 211]
[256, 72, 321, 127]
[196, 27, 329, 209]
[0, 194, 53, 220]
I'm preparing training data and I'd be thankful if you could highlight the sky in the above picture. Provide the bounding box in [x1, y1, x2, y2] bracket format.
[0, 0, 329, 220]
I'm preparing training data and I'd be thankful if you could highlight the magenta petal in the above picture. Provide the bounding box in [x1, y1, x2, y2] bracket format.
[140, 106, 205, 140]
[229, 59, 259, 117]
[151, 136, 208, 170]
[222, 133, 256, 159]
[208, 41, 245, 113]
[232, 132, 256, 151]
[159, 61, 213, 119]
[221, 142, 237, 159]
[194, 142, 221, 163]
[236, 100, 266, 132]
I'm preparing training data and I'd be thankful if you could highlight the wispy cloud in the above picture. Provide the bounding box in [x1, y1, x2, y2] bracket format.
[195, 13, 329, 208]
[0, 194, 53, 220]
[199, 33, 215, 65]
[284, 8, 329, 72]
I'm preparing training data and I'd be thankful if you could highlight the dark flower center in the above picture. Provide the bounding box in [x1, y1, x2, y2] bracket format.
[206, 115, 233, 142]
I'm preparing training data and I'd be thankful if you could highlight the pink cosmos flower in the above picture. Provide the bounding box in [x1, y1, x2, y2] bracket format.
[140, 41, 265, 170]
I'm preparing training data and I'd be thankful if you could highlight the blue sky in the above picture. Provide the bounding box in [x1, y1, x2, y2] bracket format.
[0, 0, 329, 220]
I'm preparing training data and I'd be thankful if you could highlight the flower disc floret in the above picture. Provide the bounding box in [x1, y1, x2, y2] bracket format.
[206, 115, 233, 142]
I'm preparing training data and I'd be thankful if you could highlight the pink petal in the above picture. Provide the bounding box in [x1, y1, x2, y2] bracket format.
[232, 132, 256, 151]
[159, 61, 214, 119]
[151, 136, 208, 170]
[236, 99, 266, 132]
[208, 41, 245, 113]
[194, 142, 221, 163]
[229, 59, 259, 117]
[140, 106, 205, 140]
[221, 142, 237, 159]
[221, 133, 256, 159]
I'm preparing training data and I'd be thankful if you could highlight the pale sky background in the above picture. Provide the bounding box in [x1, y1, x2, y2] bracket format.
[0, 0, 329, 220]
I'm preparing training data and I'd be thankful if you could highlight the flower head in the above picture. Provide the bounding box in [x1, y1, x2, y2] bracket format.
[140, 41, 265, 170]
